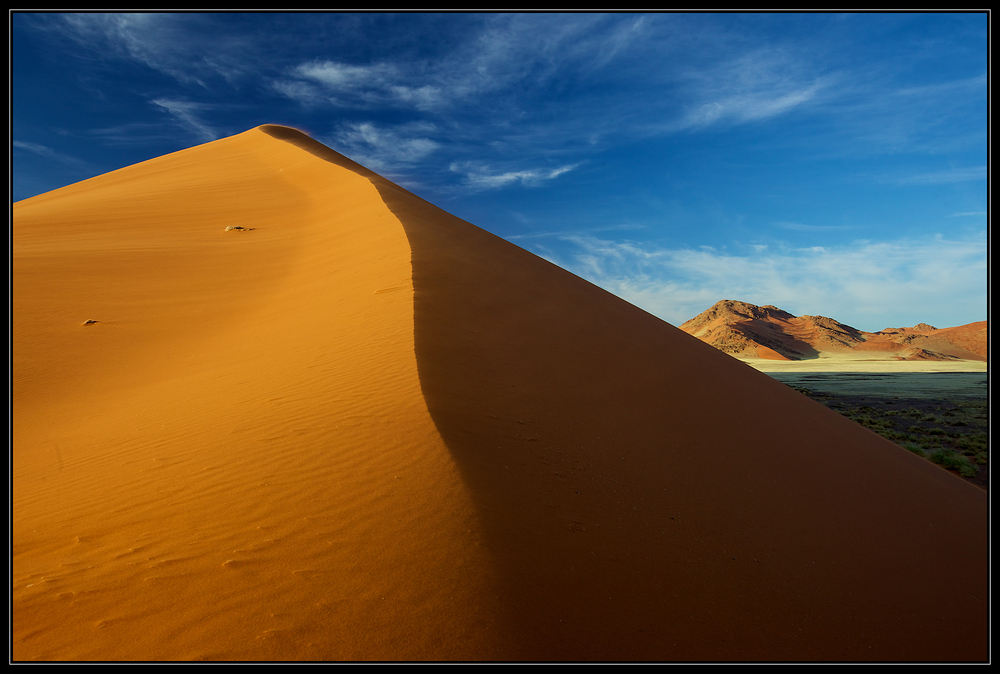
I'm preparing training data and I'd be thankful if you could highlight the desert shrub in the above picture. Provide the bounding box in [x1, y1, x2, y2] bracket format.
[956, 434, 989, 453]
[931, 449, 978, 477]
[959, 463, 978, 478]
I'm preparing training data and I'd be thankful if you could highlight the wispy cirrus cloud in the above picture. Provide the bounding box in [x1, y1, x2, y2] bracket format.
[150, 98, 218, 142]
[266, 14, 983, 197]
[891, 166, 986, 185]
[275, 14, 649, 116]
[271, 15, 647, 188]
[38, 13, 260, 87]
[533, 232, 987, 330]
[283, 61, 444, 111]
[679, 85, 823, 129]
[773, 220, 859, 232]
[677, 78, 828, 131]
[808, 74, 988, 158]
[449, 161, 579, 190]
[269, 16, 848, 191]
[29, 13, 984, 167]
[670, 47, 833, 131]
[325, 121, 441, 173]
[13, 140, 86, 166]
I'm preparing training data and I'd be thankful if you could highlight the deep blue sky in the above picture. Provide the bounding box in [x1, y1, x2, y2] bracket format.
[11, 12, 988, 330]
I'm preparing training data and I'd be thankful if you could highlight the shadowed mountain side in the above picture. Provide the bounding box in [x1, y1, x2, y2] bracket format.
[736, 320, 821, 360]
[682, 300, 987, 362]
[262, 127, 988, 661]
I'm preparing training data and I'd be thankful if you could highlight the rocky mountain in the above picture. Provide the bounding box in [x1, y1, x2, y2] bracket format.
[680, 299, 987, 362]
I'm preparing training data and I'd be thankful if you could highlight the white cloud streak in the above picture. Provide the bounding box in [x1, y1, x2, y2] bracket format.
[12, 140, 92, 173]
[275, 14, 647, 115]
[774, 221, 858, 232]
[13, 140, 62, 160]
[449, 161, 578, 190]
[326, 121, 440, 173]
[267, 16, 852, 186]
[670, 47, 832, 131]
[150, 98, 218, 142]
[287, 61, 437, 110]
[892, 166, 987, 185]
[45, 13, 258, 86]
[537, 233, 987, 331]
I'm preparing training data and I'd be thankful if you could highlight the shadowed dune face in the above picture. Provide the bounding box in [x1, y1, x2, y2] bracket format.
[261, 127, 988, 661]
[12, 126, 988, 662]
[379, 188, 988, 662]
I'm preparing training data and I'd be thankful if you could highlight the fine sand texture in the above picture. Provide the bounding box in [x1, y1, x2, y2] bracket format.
[12, 126, 988, 662]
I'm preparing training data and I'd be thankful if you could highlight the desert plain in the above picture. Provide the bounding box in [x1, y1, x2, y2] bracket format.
[11, 126, 989, 662]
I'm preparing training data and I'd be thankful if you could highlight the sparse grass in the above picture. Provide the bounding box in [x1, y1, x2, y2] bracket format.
[931, 449, 979, 478]
[791, 386, 988, 489]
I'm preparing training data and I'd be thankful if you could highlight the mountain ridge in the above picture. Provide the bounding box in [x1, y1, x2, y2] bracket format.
[680, 299, 987, 362]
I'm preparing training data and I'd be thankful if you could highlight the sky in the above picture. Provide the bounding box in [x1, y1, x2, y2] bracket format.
[11, 11, 989, 331]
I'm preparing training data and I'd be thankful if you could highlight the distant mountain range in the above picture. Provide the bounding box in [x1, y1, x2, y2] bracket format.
[680, 299, 987, 362]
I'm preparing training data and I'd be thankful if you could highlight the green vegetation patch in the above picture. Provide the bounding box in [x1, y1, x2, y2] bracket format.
[790, 386, 988, 490]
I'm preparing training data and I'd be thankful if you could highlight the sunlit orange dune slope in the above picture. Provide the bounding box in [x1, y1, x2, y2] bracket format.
[12, 125, 988, 662]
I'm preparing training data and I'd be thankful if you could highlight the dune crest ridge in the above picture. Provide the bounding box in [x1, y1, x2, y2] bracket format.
[13, 126, 988, 661]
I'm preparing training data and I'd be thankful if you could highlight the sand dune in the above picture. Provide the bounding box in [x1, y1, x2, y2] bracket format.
[12, 126, 988, 661]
